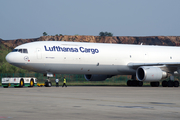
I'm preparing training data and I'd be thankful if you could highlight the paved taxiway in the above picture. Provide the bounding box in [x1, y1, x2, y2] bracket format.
[0, 86, 180, 120]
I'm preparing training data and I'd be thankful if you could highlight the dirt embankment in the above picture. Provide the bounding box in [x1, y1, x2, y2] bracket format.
[1, 36, 180, 50]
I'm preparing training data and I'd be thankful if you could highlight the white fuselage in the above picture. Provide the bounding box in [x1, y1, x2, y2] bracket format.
[5, 41, 180, 75]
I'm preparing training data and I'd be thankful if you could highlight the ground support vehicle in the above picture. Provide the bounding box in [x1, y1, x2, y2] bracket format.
[37, 83, 45, 87]
[1, 77, 37, 88]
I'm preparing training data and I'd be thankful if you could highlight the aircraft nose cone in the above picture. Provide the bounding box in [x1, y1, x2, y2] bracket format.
[6, 53, 13, 63]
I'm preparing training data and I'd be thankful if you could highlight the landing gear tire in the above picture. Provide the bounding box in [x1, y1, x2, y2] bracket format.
[132, 80, 137, 86]
[150, 82, 159, 87]
[127, 80, 143, 87]
[127, 80, 132, 86]
[48, 82, 52, 87]
[162, 80, 179, 87]
[137, 81, 143, 87]
[167, 80, 173, 87]
[173, 81, 179, 87]
[162, 80, 167, 87]
[45, 82, 52, 87]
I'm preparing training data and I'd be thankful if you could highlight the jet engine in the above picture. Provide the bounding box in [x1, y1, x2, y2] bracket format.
[84, 74, 113, 81]
[136, 66, 167, 82]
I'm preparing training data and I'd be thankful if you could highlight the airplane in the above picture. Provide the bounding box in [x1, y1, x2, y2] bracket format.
[5, 41, 180, 87]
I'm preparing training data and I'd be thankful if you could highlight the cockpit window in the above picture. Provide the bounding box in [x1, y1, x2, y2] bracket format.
[12, 49, 28, 53]
[18, 49, 22, 53]
[23, 49, 28, 53]
[12, 49, 18, 52]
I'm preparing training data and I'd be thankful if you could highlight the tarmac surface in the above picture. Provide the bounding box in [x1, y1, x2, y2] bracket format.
[0, 86, 180, 120]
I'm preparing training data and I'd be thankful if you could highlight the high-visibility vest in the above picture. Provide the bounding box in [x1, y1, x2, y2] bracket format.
[63, 79, 66, 83]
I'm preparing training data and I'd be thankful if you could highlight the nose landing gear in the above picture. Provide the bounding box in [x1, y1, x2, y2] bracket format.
[45, 77, 52, 87]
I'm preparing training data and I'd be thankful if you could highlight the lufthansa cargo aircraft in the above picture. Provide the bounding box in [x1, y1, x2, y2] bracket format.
[5, 41, 180, 87]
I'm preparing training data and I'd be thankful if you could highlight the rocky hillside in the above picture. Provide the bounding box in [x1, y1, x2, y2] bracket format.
[1, 36, 180, 50]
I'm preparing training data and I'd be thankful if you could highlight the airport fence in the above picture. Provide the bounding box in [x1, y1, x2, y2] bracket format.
[1, 73, 179, 86]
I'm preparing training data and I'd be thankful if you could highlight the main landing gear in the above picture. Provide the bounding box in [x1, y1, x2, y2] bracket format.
[161, 80, 179, 87]
[150, 82, 160, 87]
[127, 75, 143, 87]
[127, 80, 143, 86]
[161, 75, 179, 87]
[126, 75, 179, 87]
[150, 75, 179, 87]
[148, 81, 179, 87]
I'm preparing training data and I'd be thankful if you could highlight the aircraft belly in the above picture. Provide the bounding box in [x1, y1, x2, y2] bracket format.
[45, 63, 121, 74]
[14, 63, 130, 75]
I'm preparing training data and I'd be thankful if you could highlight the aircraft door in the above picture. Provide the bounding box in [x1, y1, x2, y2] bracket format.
[36, 48, 42, 59]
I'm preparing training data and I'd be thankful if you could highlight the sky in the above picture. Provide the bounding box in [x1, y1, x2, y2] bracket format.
[0, 0, 180, 40]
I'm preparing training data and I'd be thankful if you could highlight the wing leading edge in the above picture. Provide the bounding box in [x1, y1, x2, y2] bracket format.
[128, 62, 180, 73]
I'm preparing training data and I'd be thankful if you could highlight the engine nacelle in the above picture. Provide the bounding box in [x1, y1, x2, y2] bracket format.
[136, 66, 167, 82]
[84, 74, 113, 81]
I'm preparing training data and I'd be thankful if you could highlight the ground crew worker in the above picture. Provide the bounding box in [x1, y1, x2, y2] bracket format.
[55, 78, 59, 87]
[62, 77, 67, 87]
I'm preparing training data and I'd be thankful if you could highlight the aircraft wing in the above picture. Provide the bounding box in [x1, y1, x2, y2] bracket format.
[128, 62, 180, 71]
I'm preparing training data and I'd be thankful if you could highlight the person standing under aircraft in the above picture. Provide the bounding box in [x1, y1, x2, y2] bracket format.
[55, 78, 59, 87]
[62, 77, 67, 87]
